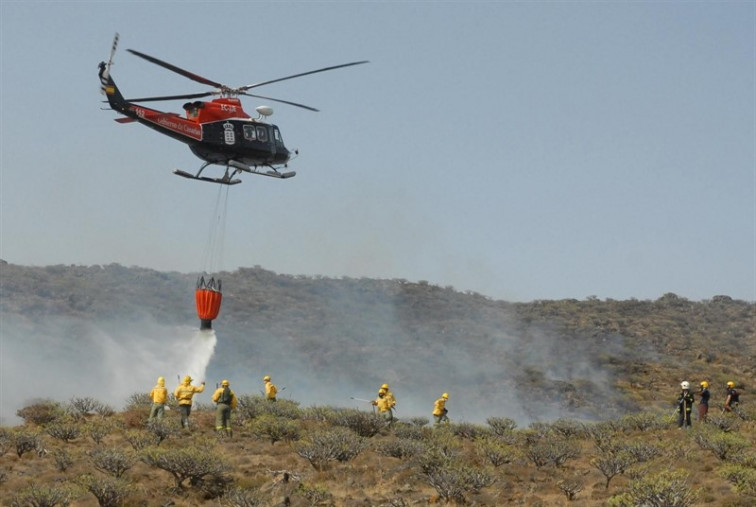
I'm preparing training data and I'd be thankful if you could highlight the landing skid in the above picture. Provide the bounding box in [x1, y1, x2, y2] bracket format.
[173, 169, 242, 185]
[173, 161, 296, 185]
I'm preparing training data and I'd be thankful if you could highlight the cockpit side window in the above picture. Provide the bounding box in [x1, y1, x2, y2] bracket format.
[273, 127, 283, 144]
[256, 126, 269, 142]
[243, 125, 256, 140]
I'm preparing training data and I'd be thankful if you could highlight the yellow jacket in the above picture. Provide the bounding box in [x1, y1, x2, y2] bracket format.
[212, 387, 238, 409]
[433, 397, 447, 416]
[373, 396, 392, 413]
[150, 385, 167, 404]
[265, 381, 278, 400]
[174, 382, 205, 405]
[384, 390, 397, 408]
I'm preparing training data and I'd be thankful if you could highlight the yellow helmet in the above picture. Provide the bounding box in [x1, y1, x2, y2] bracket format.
[263, 375, 271, 381]
[157, 377, 165, 386]
[700, 381, 709, 389]
[727, 381, 735, 388]
[183, 375, 193, 384]
[221, 380, 229, 386]
[378, 388, 386, 395]
[442, 393, 449, 399]
[381, 383, 389, 390]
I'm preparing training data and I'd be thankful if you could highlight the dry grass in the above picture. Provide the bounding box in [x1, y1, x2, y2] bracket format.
[2, 400, 755, 506]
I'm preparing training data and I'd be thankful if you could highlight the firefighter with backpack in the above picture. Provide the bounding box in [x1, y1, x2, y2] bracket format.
[212, 380, 238, 435]
[723, 381, 740, 414]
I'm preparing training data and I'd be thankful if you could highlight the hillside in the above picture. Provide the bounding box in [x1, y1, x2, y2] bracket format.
[1, 262, 755, 505]
[1, 262, 754, 425]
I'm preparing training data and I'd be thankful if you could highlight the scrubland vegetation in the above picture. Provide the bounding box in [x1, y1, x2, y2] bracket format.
[2, 395, 755, 506]
[2, 262, 755, 504]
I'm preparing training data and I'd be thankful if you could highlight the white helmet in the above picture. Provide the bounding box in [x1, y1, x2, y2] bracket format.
[681, 381, 690, 390]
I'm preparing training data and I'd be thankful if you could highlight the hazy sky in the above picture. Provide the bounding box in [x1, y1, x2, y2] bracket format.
[1, 1, 753, 302]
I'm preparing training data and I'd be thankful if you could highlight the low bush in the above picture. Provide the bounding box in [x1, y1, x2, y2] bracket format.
[141, 444, 228, 488]
[609, 470, 699, 507]
[294, 427, 368, 471]
[78, 474, 134, 507]
[9, 482, 78, 507]
[90, 447, 136, 478]
[16, 399, 63, 426]
[250, 414, 301, 445]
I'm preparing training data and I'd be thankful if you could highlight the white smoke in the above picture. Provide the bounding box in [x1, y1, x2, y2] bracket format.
[0, 315, 216, 425]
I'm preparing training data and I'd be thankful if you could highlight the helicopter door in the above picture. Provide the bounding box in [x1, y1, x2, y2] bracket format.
[256, 125, 274, 158]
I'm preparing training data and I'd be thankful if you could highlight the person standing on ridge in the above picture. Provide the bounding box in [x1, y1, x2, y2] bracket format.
[264, 375, 278, 402]
[212, 379, 237, 435]
[677, 381, 695, 429]
[174, 375, 205, 428]
[698, 381, 710, 422]
[381, 383, 397, 412]
[149, 376, 168, 421]
[723, 381, 740, 413]
[433, 393, 450, 424]
[372, 388, 394, 424]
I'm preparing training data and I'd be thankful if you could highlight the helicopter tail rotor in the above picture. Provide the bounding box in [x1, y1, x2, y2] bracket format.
[100, 33, 119, 96]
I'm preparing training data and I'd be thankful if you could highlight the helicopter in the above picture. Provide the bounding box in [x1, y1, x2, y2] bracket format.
[98, 34, 367, 185]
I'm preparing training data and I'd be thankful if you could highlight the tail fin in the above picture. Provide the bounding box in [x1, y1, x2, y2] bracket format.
[99, 33, 129, 112]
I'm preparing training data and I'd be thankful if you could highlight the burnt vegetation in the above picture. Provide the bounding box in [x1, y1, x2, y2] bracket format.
[1, 262, 755, 504]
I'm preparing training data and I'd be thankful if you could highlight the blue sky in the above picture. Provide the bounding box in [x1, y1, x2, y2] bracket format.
[1, 1, 753, 302]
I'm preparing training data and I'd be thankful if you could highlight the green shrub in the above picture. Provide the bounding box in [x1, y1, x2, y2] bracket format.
[9, 482, 78, 507]
[52, 448, 73, 472]
[222, 486, 266, 506]
[294, 427, 368, 471]
[86, 419, 115, 445]
[78, 474, 134, 507]
[295, 483, 332, 504]
[248, 414, 301, 445]
[145, 419, 179, 445]
[377, 437, 426, 459]
[12, 429, 43, 458]
[475, 436, 518, 467]
[719, 464, 756, 496]
[46, 417, 82, 443]
[123, 429, 158, 451]
[16, 399, 63, 426]
[486, 416, 517, 435]
[423, 462, 494, 503]
[331, 409, 384, 437]
[141, 445, 228, 488]
[694, 429, 750, 460]
[609, 470, 699, 507]
[90, 447, 136, 478]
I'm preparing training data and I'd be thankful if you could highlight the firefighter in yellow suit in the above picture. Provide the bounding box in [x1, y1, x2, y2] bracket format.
[372, 388, 394, 424]
[381, 383, 397, 411]
[264, 375, 278, 402]
[149, 376, 168, 421]
[212, 380, 238, 435]
[433, 393, 450, 424]
[174, 376, 205, 428]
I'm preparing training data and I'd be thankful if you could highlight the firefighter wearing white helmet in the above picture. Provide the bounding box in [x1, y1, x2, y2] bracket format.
[677, 381, 694, 429]
[264, 375, 278, 402]
[698, 381, 710, 422]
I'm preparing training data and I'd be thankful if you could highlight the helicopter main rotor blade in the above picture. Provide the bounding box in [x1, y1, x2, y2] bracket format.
[241, 92, 319, 112]
[125, 91, 217, 103]
[240, 60, 369, 91]
[127, 49, 224, 89]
